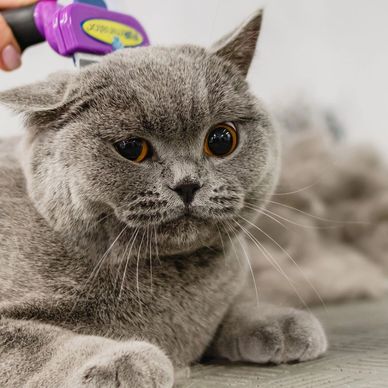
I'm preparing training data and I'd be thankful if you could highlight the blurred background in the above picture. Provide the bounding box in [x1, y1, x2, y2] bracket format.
[0, 0, 387, 154]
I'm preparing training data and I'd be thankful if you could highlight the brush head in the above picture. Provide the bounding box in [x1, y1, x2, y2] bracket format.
[73, 52, 103, 68]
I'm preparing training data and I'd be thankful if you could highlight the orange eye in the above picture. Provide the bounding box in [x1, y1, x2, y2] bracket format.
[204, 122, 238, 157]
[114, 138, 150, 163]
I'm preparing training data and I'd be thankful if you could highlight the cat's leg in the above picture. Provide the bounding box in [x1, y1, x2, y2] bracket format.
[0, 318, 173, 388]
[207, 301, 327, 364]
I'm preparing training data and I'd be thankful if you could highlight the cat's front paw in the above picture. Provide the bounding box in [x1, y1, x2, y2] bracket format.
[75, 341, 174, 388]
[218, 309, 327, 364]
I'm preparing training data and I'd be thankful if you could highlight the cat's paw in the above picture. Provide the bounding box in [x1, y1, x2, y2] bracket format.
[75, 341, 174, 388]
[219, 310, 327, 364]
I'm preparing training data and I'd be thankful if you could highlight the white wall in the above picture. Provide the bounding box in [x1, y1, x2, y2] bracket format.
[1, 0, 387, 153]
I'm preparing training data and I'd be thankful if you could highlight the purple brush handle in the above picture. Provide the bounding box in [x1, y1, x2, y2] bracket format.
[34, 0, 150, 57]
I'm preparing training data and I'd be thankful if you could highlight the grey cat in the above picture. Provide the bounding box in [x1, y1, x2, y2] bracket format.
[0, 11, 327, 388]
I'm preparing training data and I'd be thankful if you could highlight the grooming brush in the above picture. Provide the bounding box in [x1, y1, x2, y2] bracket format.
[2, 0, 150, 68]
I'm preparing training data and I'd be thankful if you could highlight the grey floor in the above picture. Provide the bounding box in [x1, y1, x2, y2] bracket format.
[177, 297, 388, 387]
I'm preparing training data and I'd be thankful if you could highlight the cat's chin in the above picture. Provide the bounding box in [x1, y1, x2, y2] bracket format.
[150, 213, 218, 254]
[158, 213, 207, 235]
[161, 212, 203, 225]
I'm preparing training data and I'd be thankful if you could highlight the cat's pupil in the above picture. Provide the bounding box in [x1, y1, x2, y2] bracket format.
[207, 127, 234, 156]
[114, 139, 148, 162]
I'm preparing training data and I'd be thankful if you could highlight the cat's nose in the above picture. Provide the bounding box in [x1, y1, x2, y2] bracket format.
[172, 182, 201, 206]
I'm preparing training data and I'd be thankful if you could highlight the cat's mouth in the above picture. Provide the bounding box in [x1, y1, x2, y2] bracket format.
[158, 206, 236, 229]
[160, 209, 205, 227]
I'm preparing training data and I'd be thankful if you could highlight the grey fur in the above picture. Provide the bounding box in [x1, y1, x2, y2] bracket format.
[0, 11, 326, 387]
[250, 106, 388, 307]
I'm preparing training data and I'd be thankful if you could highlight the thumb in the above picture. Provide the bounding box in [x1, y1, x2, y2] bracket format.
[0, 14, 21, 71]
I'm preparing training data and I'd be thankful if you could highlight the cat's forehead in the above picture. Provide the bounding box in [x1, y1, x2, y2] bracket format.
[75, 46, 257, 140]
[103, 46, 214, 84]
[79, 46, 256, 137]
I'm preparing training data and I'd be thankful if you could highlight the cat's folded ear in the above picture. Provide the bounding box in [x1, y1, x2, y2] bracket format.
[0, 71, 74, 113]
[0, 71, 77, 130]
[210, 9, 263, 77]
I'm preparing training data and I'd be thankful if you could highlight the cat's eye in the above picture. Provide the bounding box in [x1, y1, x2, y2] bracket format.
[114, 138, 151, 162]
[204, 122, 238, 157]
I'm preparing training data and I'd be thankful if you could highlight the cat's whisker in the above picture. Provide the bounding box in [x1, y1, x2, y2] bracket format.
[238, 214, 327, 311]
[88, 225, 129, 285]
[246, 203, 341, 230]
[197, 231, 218, 253]
[80, 225, 129, 298]
[114, 228, 139, 293]
[226, 220, 261, 310]
[244, 203, 288, 229]
[223, 221, 243, 269]
[263, 207, 329, 229]
[271, 161, 339, 196]
[153, 224, 161, 265]
[92, 212, 112, 226]
[272, 181, 322, 196]
[148, 225, 153, 295]
[83, 211, 113, 233]
[118, 228, 140, 300]
[135, 229, 146, 315]
[264, 199, 370, 226]
[231, 219, 310, 311]
[216, 223, 227, 266]
[113, 241, 129, 293]
[67, 225, 129, 318]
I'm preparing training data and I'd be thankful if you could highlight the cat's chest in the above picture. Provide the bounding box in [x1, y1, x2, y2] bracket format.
[102, 250, 246, 364]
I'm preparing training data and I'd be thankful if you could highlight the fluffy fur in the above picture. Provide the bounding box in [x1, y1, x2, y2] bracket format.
[0, 11, 327, 387]
[250, 104, 388, 307]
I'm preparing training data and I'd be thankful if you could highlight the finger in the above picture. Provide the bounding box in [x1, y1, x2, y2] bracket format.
[0, 0, 37, 10]
[0, 14, 21, 71]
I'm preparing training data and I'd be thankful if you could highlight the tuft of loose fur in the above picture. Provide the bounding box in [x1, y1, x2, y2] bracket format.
[250, 103, 388, 307]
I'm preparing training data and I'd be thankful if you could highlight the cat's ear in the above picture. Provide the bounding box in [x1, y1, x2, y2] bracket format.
[0, 71, 74, 114]
[210, 9, 263, 77]
[0, 71, 77, 131]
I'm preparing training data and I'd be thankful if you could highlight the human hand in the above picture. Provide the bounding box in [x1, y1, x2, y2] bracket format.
[0, 0, 37, 71]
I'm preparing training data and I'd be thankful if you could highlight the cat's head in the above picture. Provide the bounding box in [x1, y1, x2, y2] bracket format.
[0, 10, 279, 255]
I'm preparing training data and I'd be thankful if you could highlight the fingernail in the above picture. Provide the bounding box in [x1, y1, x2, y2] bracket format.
[1, 45, 21, 71]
